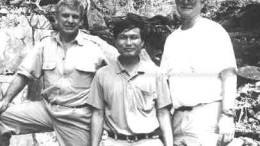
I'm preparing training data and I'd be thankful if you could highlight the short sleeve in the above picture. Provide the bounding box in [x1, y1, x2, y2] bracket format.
[86, 71, 105, 109]
[155, 72, 172, 109]
[160, 35, 172, 79]
[214, 26, 237, 72]
[17, 42, 43, 80]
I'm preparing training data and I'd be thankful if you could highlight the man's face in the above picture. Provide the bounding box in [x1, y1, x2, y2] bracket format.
[115, 28, 144, 57]
[55, 6, 82, 35]
[175, 0, 204, 19]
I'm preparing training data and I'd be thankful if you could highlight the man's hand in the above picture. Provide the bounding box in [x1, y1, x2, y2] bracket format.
[217, 115, 235, 146]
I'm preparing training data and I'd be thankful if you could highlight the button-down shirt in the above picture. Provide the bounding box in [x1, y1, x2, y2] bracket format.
[160, 17, 237, 109]
[17, 30, 119, 107]
[86, 58, 171, 135]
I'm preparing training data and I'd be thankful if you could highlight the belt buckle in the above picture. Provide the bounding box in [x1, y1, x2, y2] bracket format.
[126, 136, 131, 143]
[114, 133, 118, 140]
[145, 134, 149, 139]
[134, 135, 138, 141]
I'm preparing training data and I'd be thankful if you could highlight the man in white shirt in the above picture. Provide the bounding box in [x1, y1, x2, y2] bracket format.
[160, 0, 237, 145]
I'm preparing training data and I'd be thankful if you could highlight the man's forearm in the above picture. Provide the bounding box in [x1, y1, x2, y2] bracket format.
[2, 74, 28, 103]
[157, 107, 173, 146]
[91, 108, 104, 146]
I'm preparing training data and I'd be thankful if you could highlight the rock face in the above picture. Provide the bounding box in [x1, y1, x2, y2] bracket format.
[0, 11, 51, 74]
[91, 0, 174, 16]
[88, 0, 175, 31]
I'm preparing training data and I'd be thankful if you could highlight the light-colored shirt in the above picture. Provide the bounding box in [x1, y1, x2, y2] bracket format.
[86, 58, 171, 135]
[17, 30, 119, 107]
[160, 17, 237, 109]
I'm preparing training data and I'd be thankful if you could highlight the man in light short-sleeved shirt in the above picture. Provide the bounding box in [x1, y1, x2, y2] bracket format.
[160, 0, 237, 145]
[87, 14, 173, 146]
[0, 0, 118, 146]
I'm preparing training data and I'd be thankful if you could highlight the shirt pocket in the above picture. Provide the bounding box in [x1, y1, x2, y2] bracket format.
[134, 85, 156, 113]
[69, 64, 95, 88]
[42, 61, 58, 83]
[42, 61, 56, 70]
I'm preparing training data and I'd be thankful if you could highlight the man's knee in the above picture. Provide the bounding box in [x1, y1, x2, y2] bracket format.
[0, 133, 11, 146]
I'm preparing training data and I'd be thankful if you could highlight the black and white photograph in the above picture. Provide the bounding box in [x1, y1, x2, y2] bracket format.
[0, 0, 260, 145]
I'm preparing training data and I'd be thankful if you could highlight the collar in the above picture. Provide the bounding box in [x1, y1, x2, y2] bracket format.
[115, 57, 148, 74]
[52, 30, 85, 46]
[180, 17, 204, 31]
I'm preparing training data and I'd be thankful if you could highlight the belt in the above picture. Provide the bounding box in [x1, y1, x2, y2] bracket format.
[176, 106, 193, 111]
[176, 100, 221, 112]
[43, 97, 88, 108]
[107, 131, 159, 142]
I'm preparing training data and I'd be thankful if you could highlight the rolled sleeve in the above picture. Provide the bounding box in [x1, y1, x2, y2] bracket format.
[17, 43, 43, 80]
[86, 71, 105, 110]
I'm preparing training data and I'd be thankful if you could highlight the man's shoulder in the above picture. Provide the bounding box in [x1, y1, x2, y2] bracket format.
[39, 31, 57, 43]
[141, 60, 160, 74]
[199, 18, 231, 40]
[166, 26, 182, 40]
[96, 63, 116, 76]
[79, 30, 108, 46]
[200, 17, 226, 31]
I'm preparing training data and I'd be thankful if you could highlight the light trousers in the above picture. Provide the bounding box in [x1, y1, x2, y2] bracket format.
[0, 100, 91, 146]
[172, 101, 222, 146]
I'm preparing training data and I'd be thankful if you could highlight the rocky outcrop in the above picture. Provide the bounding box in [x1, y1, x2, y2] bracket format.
[87, 0, 174, 31]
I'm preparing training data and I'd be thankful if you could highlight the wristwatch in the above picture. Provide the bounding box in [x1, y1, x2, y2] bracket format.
[221, 109, 236, 117]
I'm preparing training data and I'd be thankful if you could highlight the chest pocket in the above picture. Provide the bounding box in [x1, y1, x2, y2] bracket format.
[42, 61, 59, 83]
[133, 84, 156, 113]
[42, 62, 56, 70]
[68, 64, 95, 89]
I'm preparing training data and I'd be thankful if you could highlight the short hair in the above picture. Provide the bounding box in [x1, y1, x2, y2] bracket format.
[201, 0, 207, 4]
[113, 13, 147, 41]
[176, 0, 207, 4]
[55, 0, 85, 19]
